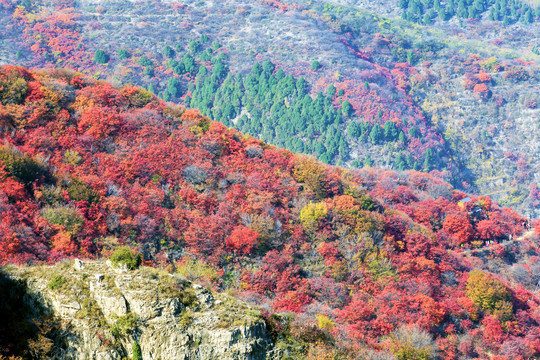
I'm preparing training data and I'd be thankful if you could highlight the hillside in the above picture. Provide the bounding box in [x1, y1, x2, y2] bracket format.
[1, 66, 540, 358]
[0, 0, 538, 218]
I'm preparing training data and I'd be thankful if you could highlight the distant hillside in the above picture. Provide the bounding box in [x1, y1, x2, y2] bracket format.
[0, 0, 538, 218]
[1, 66, 539, 358]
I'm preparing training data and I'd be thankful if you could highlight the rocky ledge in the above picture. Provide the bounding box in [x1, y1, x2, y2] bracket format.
[4, 260, 277, 360]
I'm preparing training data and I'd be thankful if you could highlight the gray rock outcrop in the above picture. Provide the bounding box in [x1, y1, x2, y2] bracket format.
[7, 261, 276, 360]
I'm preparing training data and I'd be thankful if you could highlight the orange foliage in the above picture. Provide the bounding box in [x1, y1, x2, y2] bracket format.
[473, 83, 489, 93]
[478, 71, 491, 82]
[78, 107, 122, 139]
[51, 231, 74, 255]
[180, 108, 203, 121]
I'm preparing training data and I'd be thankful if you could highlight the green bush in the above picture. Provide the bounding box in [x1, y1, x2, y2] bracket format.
[466, 269, 513, 320]
[94, 50, 109, 64]
[0, 74, 28, 105]
[341, 101, 352, 116]
[67, 179, 100, 203]
[179, 288, 198, 308]
[173, 63, 185, 75]
[76, 298, 103, 321]
[176, 258, 219, 283]
[41, 206, 84, 234]
[189, 39, 200, 53]
[126, 88, 153, 108]
[144, 67, 154, 77]
[178, 311, 193, 327]
[327, 84, 336, 97]
[132, 340, 142, 360]
[39, 185, 64, 206]
[163, 45, 175, 58]
[110, 313, 138, 337]
[117, 49, 130, 60]
[347, 122, 361, 138]
[394, 345, 432, 360]
[110, 246, 142, 270]
[138, 56, 153, 67]
[48, 274, 67, 290]
[0, 146, 45, 185]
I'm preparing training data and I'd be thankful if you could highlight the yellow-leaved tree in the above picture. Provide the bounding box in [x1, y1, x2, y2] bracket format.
[466, 269, 513, 321]
[300, 201, 327, 232]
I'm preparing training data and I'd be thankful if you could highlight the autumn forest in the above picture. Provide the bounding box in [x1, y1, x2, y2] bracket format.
[0, 0, 539, 359]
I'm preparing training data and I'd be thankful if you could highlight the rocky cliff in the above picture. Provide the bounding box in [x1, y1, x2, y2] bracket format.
[3, 260, 276, 360]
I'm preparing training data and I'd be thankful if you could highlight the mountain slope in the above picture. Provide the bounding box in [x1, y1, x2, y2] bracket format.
[1, 66, 540, 358]
[1, 0, 538, 218]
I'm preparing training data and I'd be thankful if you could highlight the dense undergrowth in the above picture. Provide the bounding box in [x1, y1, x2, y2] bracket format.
[0, 66, 539, 358]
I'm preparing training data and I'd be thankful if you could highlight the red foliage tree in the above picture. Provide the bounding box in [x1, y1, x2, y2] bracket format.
[225, 225, 259, 255]
[443, 214, 473, 245]
[78, 107, 122, 139]
[482, 315, 505, 350]
[476, 219, 504, 241]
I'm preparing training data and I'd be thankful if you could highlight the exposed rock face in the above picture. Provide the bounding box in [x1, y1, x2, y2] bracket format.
[7, 261, 276, 360]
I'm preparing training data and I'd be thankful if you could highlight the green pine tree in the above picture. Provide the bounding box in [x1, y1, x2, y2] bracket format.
[342, 101, 353, 116]
[423, 148, 435, 172]
[384, 121, 399, 141]
[395, 152, 407, 170]
[117, 49, 130, 60]
[138, 56, 152, 67]
[370, 124, 384, 144]
[94, 50, 109, 64]
[398, 131, 407, 144]
[167, 78, 181, 98]
[327, 84, 336, 97]
[364, 154, 373, 167]
[347, 121, 362, 139]
[163, 45, 175, 58]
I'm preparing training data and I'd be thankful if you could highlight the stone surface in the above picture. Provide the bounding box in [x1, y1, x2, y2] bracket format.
[74, 258, 85, 271]
[8, 261, 276, 360]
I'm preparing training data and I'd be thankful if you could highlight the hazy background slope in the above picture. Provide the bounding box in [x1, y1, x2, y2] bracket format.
[0, 0, 538, 218]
